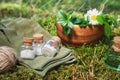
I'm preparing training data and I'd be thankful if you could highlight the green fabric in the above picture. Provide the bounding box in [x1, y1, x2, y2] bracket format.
[1, 18, 51, 54]
[34, 56, 75, 77]
[0, 18, 76, 77]
[0, 23, 16, 47]
[20, 47, 72, 70]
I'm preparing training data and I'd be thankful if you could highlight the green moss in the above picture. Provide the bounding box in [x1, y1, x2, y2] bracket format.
[38, 15, 57, 36]
[0, 3, 42, 18]
[0, 1, 120, 80]
[0, 66, 42, 80]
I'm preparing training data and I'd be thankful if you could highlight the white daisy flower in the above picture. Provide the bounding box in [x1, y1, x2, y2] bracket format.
[85, 8, 101, 25]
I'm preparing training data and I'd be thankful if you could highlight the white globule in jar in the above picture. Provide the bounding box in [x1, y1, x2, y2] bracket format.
[20, 47, 35, 59]
[20, 38, 35, 59]
[41, 36, 61, 57]
[33, 34, 43, 56]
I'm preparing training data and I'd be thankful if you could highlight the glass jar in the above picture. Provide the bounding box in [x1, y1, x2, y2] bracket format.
[41, 36, 61, 57]
[33, 34, 43, 55]
[112, 36, 120, 52]
[104, 36, 120, 71]
[20, 38, 35, 59]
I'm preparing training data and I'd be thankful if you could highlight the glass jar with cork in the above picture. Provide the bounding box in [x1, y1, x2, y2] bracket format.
[104, 36, 120, 71]
[41, 36, 61, 57]
[33, 34, 44, 56]
[20, 37, 35, 59]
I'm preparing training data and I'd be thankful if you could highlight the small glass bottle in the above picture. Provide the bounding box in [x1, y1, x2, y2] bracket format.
[104, 36, 120, 71]
[112, 36, 120, 52]
[41, 36, 61, 57]
[33, 34, 43, 55]
[20, 38, 35, 59]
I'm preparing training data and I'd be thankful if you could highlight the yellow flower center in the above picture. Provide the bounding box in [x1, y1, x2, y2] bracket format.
[91, 15, 96, 20]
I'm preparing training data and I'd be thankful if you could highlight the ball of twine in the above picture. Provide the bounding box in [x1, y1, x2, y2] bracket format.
[0, 46, 17, 73]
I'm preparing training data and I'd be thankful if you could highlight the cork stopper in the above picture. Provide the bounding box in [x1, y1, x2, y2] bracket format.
[112, 44, 120, 53]
[23, 38, 33, 46]
[52, 36, 61, 43]
[33, 34, 43, 44]
[112, 36, 120, 53]
[33, 34, 43, 40]
[113, 36, 120, 44]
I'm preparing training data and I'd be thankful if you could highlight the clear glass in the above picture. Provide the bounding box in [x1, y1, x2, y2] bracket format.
[104, 48, 120, 71]
[104, 39, 120, 71]
[33, 39, 43, 56]
[34, 43, 43, 56]
[41, 39, 60, 57]
[20, 45, 35, 59]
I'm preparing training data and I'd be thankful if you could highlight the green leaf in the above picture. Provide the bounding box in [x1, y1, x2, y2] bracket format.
[74, 17, 82, 24]
[63, 27, 72, 35]
[104, 23, 111, 38]
[58, 10, 68, 21]
[79, 24, 86, 27]
[57, 20, 67, 27]
[68, 21, 74, 29]
[57, 10, 74, 35]
[68, 11, 74, 20]
[96, 14, 104, 24]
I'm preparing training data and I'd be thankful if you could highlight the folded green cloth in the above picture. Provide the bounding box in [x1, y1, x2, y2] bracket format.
[34, 56, 75, 77]
[1, 18, 76, 77]
[19, 47, 76, 77]
[19, 47, 74, 70]
[0, 22, 17, 47]
[1, 18, 52, 53]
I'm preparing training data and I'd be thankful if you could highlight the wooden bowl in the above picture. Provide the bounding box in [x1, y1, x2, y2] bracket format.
[56, 23, 104, 46]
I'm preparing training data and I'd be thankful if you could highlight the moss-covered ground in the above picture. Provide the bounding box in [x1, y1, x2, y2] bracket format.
[0, 0, 120, 80]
